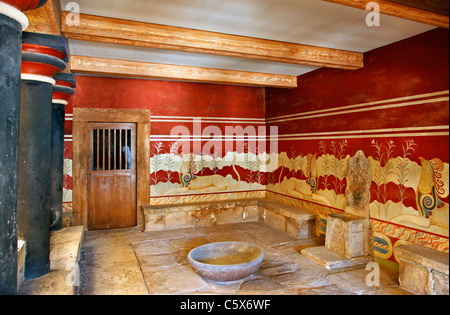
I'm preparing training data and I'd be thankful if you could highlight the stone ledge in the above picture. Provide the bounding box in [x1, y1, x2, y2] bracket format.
[257, 199, 316, 221]
[394, 245, 449, 276]
[19, 226, 84, 295]
[142, 198, 259, 214]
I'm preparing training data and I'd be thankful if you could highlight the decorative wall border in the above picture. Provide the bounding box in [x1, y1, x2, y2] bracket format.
[150, 190, 266, 206]
[274, 125, 449, 141]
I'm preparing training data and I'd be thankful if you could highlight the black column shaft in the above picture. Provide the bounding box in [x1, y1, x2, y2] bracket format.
[0, 14, 22, 295]
[50, 102, 66, 231]
[18, 80, 53, 279]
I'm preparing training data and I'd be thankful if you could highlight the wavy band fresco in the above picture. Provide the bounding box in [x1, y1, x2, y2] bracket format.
[63, 91, 449, 267]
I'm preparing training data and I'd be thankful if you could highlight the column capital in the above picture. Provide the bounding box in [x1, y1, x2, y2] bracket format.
[2, 0, 47, 11]
[21, 32, 68, 85]
[52, 73, 76, 105]
[0, 1, 47, 30]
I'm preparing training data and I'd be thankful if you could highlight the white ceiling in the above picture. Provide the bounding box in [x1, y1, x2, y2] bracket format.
[61, 0, 435, 77]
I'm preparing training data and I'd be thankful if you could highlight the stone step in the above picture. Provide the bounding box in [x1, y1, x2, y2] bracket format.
[301, 246, 372, 270]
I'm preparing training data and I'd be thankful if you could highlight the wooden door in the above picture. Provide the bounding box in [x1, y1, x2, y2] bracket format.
[88, 123, 137, 230]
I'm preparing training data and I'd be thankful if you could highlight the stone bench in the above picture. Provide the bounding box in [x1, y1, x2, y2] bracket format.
[257, 199, 316, 239]
[141, 198, 317, 239]
[141, 199, 260, 231]
[395, 244, 449, 295]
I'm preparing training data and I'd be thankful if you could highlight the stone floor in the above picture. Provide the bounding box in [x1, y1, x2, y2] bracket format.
[79, 222, 411, 295]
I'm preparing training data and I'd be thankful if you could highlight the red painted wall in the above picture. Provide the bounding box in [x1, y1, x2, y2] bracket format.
[63, 76, 268, 220]
[266, 28, 450, 264]
[68, 77, 265, 116]
[267, 28, 449, 121]
[63, 28, 449, 263]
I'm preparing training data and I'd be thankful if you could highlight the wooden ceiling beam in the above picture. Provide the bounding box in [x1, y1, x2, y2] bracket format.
[70, 55, 298, 88]
[61, 12, 364, 71]
[323, 0, 449, 29]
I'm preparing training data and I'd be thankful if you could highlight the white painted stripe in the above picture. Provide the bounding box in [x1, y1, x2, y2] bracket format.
[268, 91, 448, 120]
[277, 125, 450, 138]
[274, 132, 449, 141]
[151, 119, 266, 124]
[52, 99, 68, 105]
[268, 96, 449, 124]
[152, 125, 449, 140]
[150, 136, 267, 140]
[267, 90, 449, 121]
[21, 74, 56, 85]
[0, 2, 29, 30]
[151, 133, 449, 142]
[151, 134, 267, 138]
[149, 139, 267, 142]
[152, 116, 265, 121]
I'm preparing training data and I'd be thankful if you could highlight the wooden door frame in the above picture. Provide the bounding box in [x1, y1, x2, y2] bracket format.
[73, 108, 150, 229]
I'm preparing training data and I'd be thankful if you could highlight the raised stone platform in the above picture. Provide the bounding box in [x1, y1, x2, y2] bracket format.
[141, 198, 317, 239]
[19, 226, 84, 295]
[395, 244, 449, 295]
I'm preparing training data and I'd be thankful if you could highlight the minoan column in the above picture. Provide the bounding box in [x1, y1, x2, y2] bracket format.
[50, 73, 76, 231]
[18, 32, 67, 279]
[0, 0, 48, 295]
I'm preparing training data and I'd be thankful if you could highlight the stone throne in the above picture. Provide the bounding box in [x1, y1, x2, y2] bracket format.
[302, 150, 373, 269]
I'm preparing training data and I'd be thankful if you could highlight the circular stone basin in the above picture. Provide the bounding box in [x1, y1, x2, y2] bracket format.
[188, 242, 265, 282]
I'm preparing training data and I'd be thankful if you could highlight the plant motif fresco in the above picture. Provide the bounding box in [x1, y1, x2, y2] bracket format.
[266, 137, 449, 262]
[63, 135, 449, 263]
[150, 141, 268, 198]
[368, 139, 449, 237]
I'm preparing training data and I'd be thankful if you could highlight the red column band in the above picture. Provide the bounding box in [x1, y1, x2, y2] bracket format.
[21, 43, 66, 85]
